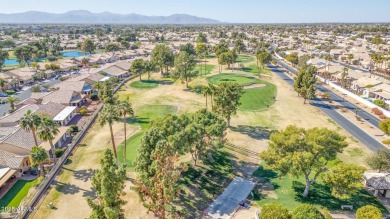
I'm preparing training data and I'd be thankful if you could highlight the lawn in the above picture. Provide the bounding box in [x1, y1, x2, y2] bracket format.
[0, 179, 37, 211]
[130, 80, 160, 89]
[194, 63, 215, 76]
[207, 73, 261, 86]
[117, 105, 177, 168]
[240, 83, 277, 111]
[253, 166, 388, 213]
[236, 54, 255, 63]
[8, 50, 16, 59]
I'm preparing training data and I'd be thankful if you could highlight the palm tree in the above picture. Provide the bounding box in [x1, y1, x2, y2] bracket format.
[117, 99, 134, 163]
[20, 110, 41, 146]
[99, 104, 120, 164]
[37, 117, 60, 159]
[30, 145, 48, 177]
[208, 83, 216, 109]
[6, 96, 20, 113]
[81, 57, 89, 67]
[202, 85, 212, 109]
[0, 78, 7, 92]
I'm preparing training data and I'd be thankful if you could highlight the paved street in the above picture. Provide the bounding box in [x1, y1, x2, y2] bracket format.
[0, 79, 60, 116]
[269, 64, 386, 152]
[275, 59, 380, 129]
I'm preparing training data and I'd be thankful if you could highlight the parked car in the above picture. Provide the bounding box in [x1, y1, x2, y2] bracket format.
[0, 98, 6, 104]
[0, 92, 9, 97]
[54, 74, 62, 80]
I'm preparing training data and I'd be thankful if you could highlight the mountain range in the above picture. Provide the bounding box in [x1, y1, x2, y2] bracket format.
[0, 10, 220, 24]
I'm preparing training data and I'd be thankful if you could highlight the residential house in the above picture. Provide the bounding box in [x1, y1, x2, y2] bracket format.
[363, 172, 390, 198]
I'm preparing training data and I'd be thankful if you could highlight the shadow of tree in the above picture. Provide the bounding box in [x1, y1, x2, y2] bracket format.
[230, 125, 274, 140]
[73, 168, 95, 182]
[293, 181, 388, 212]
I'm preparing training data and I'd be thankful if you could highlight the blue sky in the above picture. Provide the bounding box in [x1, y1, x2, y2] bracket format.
[0, 0, 389, 23]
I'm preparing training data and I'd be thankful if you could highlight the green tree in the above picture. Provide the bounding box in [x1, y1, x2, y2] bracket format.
[294, 65, 317, 103]
[99, 105, 120, 164]
[196, 43, 208, 76]
[356, 205, 382, 219]
[30, 146, 48, 177]
[374, 99, 386, 108]
[256, 49, 272, 70]
[233, 39, 246, 54]
[379, 118, 390, 134]
[135, 114, 190, 218]
[0, 78, 8, 92]
[116, 99, 134, 163]
[212, 82, 244, 126]
[322, 163, 365, 199]
[366, 149, 390, 172]
[105, 42, 120, 54]
[14, 45, 35, 66]
[371, 36, 384, 45]
[259, 203, 290, 219]
[171, 51, 197, 88]
[81, 38, 96, 55]
[196, 33, 208, 43]
[189, 109, 227, 165]
[286, 52, 299, 66]
[87, 149, 126, 219]
[20, 110, 42, 146]
[179, 43, 196, 56]
[130, 58, 145, 81]
[202, 85, 212, 109]
[0, 50, 9, 72]
[144, 60, 158, 80]
[260, 125, 348, 197]
[292, 204, 324, 219]
[151, 44, 174, 75]
[37, 117, 60, 159]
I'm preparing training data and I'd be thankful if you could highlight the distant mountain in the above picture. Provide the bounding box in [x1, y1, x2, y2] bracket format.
[0, 10, 220, 24]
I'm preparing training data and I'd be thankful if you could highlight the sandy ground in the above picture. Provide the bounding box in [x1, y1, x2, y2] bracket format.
[32, 56, 370, 219]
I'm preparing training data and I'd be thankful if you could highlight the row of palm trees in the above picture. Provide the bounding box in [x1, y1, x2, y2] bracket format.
[19, 110, 60, 176]
[98, 84, 134, 165]
[202, 83, 216, 110]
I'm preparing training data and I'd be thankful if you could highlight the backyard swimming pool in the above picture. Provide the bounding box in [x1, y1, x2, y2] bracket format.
[4, 59, 19, 66]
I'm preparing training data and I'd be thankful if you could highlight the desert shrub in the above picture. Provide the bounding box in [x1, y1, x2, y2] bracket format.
[68, 125, 79, 133]
[356, 116, 361, 121]
[372, 108, 383, 115]
[382, 139, 390, 145]
[54, 148, 65, 158]
[292, 204, 324, 219]
[356, 205, 382, 219]
[340, 108, 348, 113]
[79, 106, 88, 116]
[90, 93, 98, 101]
[260, 203, 290, 219]
[379, 114, 387, 119]
[374, 99, 386, 108]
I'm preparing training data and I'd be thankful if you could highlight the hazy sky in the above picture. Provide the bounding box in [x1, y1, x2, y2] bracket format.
[0, 0, 389, 23]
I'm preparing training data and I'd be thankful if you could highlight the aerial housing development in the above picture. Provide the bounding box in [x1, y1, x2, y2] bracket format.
[0, 1, 389, 219]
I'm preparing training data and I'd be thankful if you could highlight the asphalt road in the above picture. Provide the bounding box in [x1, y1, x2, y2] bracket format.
[0, 79, 60, 116]
[269, 64, 386, 152]
[274, 59, 380, 129]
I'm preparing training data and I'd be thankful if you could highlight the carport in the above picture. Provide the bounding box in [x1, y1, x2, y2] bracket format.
[205, 177, 256, 218]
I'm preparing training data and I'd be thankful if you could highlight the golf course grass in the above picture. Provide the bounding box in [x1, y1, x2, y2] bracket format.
[194, 64, 215, 76]
[236, 54, 255, 63]
[118, 105, 177, 168]
[207, 73, 276, 111]
[130, 80, 160, 89]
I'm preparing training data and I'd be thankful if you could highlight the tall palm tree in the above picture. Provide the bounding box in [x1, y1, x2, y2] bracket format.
[99, 104, 120, 164]
[208, 83, 216, 109]
[20, 110, 41, 146]
[117, 99, 134, 163]
[37, 117, 60, 159]
[30, 145, 48, 177]
[202, 85, 212, 109]
[0, 78, 7, 92]
[6, 96, 20, 112]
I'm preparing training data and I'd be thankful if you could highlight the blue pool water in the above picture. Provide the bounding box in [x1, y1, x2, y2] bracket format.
[60, 51, 85, 58]
[4, 59, 19, 66]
